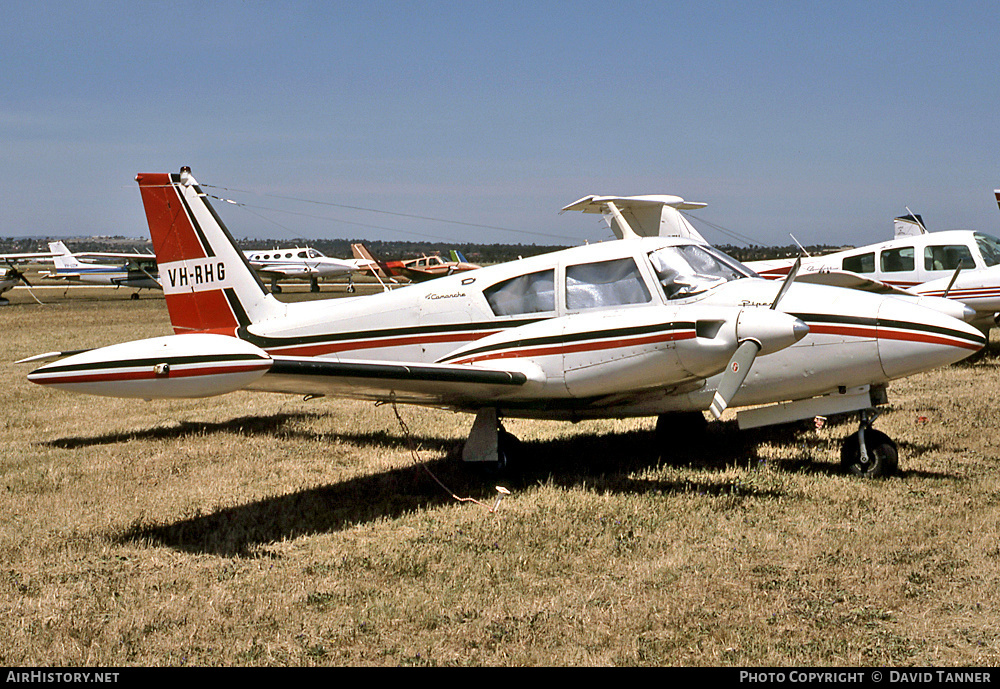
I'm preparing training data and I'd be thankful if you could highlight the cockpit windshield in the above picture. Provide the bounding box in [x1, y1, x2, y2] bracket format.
[647, 244, 755, 299]
[975, 233, 1000, 267]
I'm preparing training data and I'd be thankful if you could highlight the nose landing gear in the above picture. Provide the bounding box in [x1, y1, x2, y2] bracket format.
[840, 409, 898, 478]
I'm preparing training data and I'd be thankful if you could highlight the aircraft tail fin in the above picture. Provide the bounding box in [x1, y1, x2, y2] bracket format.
[894, 213, 927, 237]
[135, 168, 285, 336]
[351, 242, 395, 279]
[560, 195, 709, 242]
[47, 241, 85, 270]
[994, 189, 1000, 212]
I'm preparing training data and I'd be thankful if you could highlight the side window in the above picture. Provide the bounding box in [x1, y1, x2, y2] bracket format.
[483, 269, 555, 316]
[880, 247, 914, 272]
[924, 245, 975, 271]
[842, 252, 874, 273]
[565, 258, 651, 310]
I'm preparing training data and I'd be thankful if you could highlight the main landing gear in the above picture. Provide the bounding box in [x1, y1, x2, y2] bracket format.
[839, 409, 898, 478]
[461, 408, 520, 472]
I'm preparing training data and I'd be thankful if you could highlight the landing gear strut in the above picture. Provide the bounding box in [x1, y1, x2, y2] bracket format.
[840, 409, 898, 478]
[462, 408, 520, 471]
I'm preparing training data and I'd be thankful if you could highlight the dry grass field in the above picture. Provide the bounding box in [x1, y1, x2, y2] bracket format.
[2, 284, 1000, 666]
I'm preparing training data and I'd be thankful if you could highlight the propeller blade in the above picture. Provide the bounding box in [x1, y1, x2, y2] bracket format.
[770, 257, 802, 310]
[942, 263, 962, 298]
[709, 339, 761, 419]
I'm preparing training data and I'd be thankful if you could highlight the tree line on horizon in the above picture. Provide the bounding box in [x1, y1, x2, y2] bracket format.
[0, 236, 845, 264]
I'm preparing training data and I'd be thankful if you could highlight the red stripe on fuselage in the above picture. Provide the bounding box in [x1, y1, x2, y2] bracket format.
[263, 330, 503, 358]
[875, 328, 983, 351]
[808, 324, 981, 351]
[449, 330, 697, 365]
[33, 362, 271, 386]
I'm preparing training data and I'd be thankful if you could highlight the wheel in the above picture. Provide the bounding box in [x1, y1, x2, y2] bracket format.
[840, 428, 898, 478]
[271, 283, 282, 294]
[497, 429, 522, 473]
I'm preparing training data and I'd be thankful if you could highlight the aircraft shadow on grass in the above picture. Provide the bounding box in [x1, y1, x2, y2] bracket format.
[101, 412, 943, 558]
[44, 411, 457, 455]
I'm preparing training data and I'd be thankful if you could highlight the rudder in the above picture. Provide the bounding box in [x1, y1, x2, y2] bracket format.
[136, 168, 285, 335]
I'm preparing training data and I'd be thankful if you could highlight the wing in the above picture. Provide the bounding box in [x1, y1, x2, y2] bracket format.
[250, 264, 312, 278]
[249, 355, 533, 407]
[794, 269, 914, 295]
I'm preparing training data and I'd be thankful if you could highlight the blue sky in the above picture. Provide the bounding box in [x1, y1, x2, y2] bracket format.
[4, 1, 1000, 248]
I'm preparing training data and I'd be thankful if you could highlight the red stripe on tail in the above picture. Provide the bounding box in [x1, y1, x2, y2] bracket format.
[136, 173, 208, 264]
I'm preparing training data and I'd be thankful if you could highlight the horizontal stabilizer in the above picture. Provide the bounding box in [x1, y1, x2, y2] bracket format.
[561, 194, 708, 242]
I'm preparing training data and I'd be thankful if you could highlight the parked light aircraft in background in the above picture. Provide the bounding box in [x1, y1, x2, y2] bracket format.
[243, 246, 373, 294]
[21, 169, 986, 479]
[747, 203, 1000, 335]
[351, 242, 480, 283]
[42, 241, 160, 298]
[1, 250, 57, 305]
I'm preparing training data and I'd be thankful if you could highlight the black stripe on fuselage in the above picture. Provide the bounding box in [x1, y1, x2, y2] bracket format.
[791, 312, 985, 346]
[436, 320, 697, 363]
[32, 353, 267, 375]
[240, 317, 546, 350]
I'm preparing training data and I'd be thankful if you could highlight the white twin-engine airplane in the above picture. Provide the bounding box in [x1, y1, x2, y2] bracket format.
[747, 201, 1000, 335]
[243, 247, 374, 294]
[21, 169, 986, 478]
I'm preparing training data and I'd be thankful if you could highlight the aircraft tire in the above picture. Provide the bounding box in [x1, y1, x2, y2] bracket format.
[840, 429, 898, 478]
[497, 429, 522, 474]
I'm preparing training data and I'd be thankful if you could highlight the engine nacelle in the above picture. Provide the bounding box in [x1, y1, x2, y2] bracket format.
[27, 334, 273, 399]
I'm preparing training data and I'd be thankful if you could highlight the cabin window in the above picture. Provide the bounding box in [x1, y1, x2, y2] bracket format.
[975, 233, 1000, 267]
[484, 269, 555, 316]
[298, 251, 308, 258]
[924, 245, 974, 271]
[647, 244, 750, 299]
[842, 252, 875, 274]
[879, 247, 914, 272]
[566, 258, 652, 310]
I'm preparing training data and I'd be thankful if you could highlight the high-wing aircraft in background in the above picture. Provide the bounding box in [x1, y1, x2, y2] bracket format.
[746, 200, 1000, 335]
[243, 246, 373, 294]
[42, 241, 160, 298]
[21, 169, 986, 478]
[351, 242, 480, 283]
